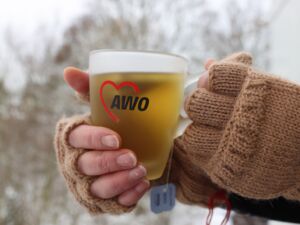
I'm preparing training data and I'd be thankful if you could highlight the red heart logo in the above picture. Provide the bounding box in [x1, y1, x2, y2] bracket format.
[99, 80, 140, 122]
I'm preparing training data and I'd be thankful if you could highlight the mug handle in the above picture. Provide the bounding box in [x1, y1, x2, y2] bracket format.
[176, 73, 203, 137]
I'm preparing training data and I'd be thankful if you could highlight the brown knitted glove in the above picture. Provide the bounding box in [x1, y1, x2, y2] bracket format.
[54, 113, 135, 215]
[183, 52, 300, 201]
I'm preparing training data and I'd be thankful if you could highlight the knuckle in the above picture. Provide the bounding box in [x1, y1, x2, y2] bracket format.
[107, 180, 122, 197]
[98, 180, 121, 199]
[90, 180, 106, 199]
[97, 185, 111, 199]
[68, 128, 80, 147]
[86, 131, 95, 148]
[96, 153, 111, 174]
[90, 179, 106, 198]
[88, 129, 105, 149]
[77, 154, 85, 173]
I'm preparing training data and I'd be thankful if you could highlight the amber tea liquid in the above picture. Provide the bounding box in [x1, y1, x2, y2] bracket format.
[90, 72, 184, 180]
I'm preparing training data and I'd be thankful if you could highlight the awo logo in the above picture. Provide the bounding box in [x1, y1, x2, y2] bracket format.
[99, 80, 150, 122]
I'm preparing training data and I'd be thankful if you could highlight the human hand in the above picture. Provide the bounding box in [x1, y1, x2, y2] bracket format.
[62, 68, 150, 207]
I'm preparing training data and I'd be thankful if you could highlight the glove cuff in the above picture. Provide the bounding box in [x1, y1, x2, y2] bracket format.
[171, 138, 225, 207]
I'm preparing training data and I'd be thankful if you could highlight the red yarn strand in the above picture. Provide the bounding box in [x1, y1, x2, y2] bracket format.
[205, 191, 232, 225]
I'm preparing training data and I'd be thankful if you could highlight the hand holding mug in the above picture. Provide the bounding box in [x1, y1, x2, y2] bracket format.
[62, 59, 211, 207]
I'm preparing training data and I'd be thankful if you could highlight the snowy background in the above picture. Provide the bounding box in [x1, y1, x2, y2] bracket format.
[0, 0, 299, 224]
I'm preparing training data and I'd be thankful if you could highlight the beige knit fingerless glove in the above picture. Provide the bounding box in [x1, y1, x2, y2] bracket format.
[54, 114, 134, 214]
[182, 52, 300, 201]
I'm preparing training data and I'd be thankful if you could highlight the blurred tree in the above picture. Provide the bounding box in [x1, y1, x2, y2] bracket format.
[0, 0, 272, 224]
[55, 0, 271, 71]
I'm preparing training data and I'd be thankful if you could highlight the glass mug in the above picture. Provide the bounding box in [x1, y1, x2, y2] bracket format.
[89, 50, 198, 180]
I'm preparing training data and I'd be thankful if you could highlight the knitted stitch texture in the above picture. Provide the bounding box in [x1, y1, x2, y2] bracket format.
[183, 52, 300, 200]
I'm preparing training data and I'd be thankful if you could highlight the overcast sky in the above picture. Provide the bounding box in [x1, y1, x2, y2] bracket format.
[0, 0, 272, 34]
[0, 0, 88, 91]
[0, 0, 87, 36]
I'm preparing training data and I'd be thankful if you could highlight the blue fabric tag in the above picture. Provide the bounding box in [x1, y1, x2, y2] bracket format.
[150, 183, 176, 213]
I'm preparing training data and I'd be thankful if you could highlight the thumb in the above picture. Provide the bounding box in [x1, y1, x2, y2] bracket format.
[64, 67, 89, 95]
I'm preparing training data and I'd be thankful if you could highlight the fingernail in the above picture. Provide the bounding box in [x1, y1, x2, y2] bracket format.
[129, 165, 147, 180]
[135, 180, 150, 193]
[117, 152, 137, 167]
[101, 135, 119, 148]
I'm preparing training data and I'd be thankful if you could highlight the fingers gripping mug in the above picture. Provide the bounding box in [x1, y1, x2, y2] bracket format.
[89, 50, 197, 180]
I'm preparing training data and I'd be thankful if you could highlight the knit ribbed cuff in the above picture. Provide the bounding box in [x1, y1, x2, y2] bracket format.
[171, 137, 223, 206]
